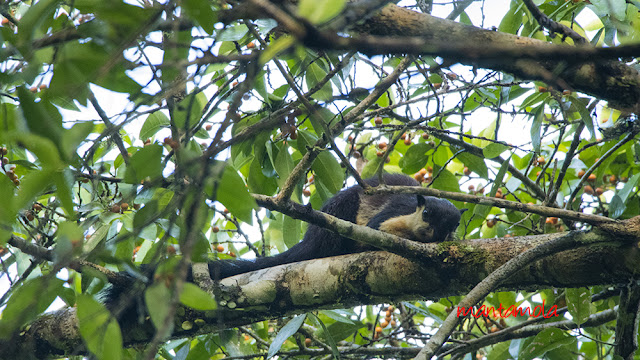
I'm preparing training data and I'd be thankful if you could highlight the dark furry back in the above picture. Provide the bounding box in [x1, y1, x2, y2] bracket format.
[104, 174, 439, 325]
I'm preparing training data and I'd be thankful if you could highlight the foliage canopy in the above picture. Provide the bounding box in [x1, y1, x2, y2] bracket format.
[1, 0, 640, 359]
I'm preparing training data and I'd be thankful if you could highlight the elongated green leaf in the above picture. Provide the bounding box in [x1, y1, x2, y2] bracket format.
[401, 143, 431, 174]
[182, 0, 216, 34]
[180, 283, 217, 310]
[77, 294, 123, 360]
[267, 314, 307, 358]
[298, 0, 346, 24]
[530, 106, 543, 153]
[0, 278, 64, 339]
[312, 151, 344, 194]
[124, 144, 164, 184]
[140, 112, 170, 140]
[216, 164, 256, 224]
[145, 283, 172, 331]
[483, 143, 510, 159]
[305, 62, 333, 101]
[566, 287, 591, 325]
[520, 328, 576, 360]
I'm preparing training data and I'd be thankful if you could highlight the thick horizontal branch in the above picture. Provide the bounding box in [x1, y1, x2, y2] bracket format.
[9, 225, 640, 357]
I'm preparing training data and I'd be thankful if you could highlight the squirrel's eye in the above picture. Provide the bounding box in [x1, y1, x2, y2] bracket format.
[422, 209, 429, 221]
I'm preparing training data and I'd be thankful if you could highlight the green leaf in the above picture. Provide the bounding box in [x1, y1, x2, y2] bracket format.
[618, 173, 640, 203]
[483, 143, 510, 159]
[16, 0, 59, 56]
[298, 0, 346, 24]
[140, 111, 170, 140]
[609, 195, 625, 219]
[305, 62, 333, 101]
[520, 328, 576, 360]
[216, 164, 256, 224]
[259, 35, 296, 64]
[17, 87, 64, 154]
[458, 152, 488, 179]
[431, 168, 460, 192]
[401, 143, 431, 174]
[134, 200, 160, 229]
[61, 122, 94, 160]
[218, 24, 249, 41]
[267, 314, 307, 358]
[312, 151, 344, 194]
[0, 277, 64, 339]
[565, 287, 591, 325]
[283, 215, 301, 248]
[180, 283, 217, 310]
[575, 99, 595, 139]
[53, 170, 74, 216]
[77, 294, 123, 360]
[124, 144, 164, 184]
[145, 283, 173, 331]
[182, 0, 216, 34]
[530, 106, 543, 153]
[498, 2, 523, 34]
[309, 313, 341, 358]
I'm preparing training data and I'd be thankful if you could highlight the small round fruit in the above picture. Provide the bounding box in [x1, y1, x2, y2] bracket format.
[133, 203, 141, 210]
[583, 185, 594, 195]
[486, 219, 496, 228]
[468, 184, 475, 191]
[228, 251, 236, 258]
[205, 124, 213, 131]
[167, 245, 176, 255]
[26, 211, 35, 221]
[404, 138, 412, 146]
[400, 133, 407, 140]
[537, 156, 546, 165]
[577, 169, 586, 177]
[595, 187, 604, 196]
[303, 189, 311, 197]
[216, 245, 225, 252]
[375, 326, 383, 333]
[587, 174, 596, 182]
[212, 226, 220, 233]
[380, 320, 389, 327]
[374, 116, 383, 125]
[246, 42, 255, 49]
[610, 175, 617, 184]
[121, 203, 129, 211]
[352, 150, 362, 159]
[432, 82, 442, 89]
[422, 133, 429, 140]
[304, 338, 312, 346]
[32, 203, 43, 212]
[538, 86, 548, 92]
[111, 204, 121, 213]
[390, 320, 396, 327]
[376, 151, 384, 157]
[223, 208, 230, 214]
[463, 167, 471, 175]
[414, 173, 424, 183]
[378, 142, 387, 149]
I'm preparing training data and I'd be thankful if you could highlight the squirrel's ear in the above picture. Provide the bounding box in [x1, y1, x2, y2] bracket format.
[460, 208, 468, 215]
[417, 195, 426, 207]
